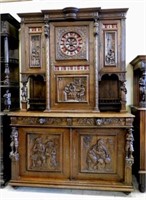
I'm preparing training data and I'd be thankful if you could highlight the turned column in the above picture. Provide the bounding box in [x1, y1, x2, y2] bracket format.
[44, 15, 51, 112]
[93, 19, 100, 112]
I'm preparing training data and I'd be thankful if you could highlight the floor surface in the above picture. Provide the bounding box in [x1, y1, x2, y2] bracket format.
[0, 176, 146, 200]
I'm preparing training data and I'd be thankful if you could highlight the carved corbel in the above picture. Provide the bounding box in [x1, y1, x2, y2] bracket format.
[9, 127, 19, 161]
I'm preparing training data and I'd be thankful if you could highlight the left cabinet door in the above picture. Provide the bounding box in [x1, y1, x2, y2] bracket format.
[13, 127, 70, 185]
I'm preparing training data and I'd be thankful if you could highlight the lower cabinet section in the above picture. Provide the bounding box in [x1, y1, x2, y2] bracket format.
[8, 112, 134, 192]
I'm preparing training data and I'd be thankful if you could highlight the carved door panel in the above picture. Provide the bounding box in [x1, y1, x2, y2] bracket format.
[72, 128, 125, 182]
[21, 24, 46, 73]
[49, 21, 95, 111]
[18, 128, 70, 180]
[99, 20, 121, 71]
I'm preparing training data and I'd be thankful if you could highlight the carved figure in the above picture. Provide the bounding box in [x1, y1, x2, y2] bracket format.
[3, 89, 11, 110]
[126, 129, 134, 160]
[63, 79, 85, 102]
[45, 140, 57, 168]
[106, 49, 115, 64]
[139, 76, 146, 102]
[86, 139, 111, 170]
[120, 82, 127, 101]
[31, 137, 45, 168]
[21, 82, 28, 101]
[10, 127, 19, 160]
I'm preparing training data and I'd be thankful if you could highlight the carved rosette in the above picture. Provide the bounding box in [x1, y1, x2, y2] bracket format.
[125, 128, 134, 167]
[9, 127, 19, 161]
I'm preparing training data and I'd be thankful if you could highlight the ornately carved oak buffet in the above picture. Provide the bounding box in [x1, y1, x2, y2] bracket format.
[8, 7, 134, 192]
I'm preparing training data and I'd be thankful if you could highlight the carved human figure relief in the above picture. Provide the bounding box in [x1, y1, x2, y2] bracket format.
[86, 139, 111, 171]
[57, 76, 87, 102]
[30, 137, 58, 170]
[105, 31, 117, 66]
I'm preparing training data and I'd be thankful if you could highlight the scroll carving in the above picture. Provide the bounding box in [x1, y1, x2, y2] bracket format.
[10, 127, 19, 161]
[96, 118, 125, 126]
[77, 118, 94, 126]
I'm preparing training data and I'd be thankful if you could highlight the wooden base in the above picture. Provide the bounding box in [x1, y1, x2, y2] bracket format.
[9, 180, 133, 192]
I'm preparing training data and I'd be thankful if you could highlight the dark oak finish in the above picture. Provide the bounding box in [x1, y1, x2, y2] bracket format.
[0, 14, 20, 187]
[130, 55, 146, 193]
[8, 7, 134, 192]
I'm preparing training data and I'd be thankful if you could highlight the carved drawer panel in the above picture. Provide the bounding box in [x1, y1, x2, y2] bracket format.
[72, 128, 125, 181]
[18, 128, 70, 179]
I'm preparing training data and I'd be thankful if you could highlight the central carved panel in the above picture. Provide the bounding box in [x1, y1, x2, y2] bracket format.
[57, 75, 88, 102]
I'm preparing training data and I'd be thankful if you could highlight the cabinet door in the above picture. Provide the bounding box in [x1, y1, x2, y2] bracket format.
[72, 128, 125, 182]
[19, 128, 70, 180]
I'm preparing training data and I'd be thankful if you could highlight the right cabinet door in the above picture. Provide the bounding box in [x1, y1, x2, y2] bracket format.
[72, 128, 125, 182]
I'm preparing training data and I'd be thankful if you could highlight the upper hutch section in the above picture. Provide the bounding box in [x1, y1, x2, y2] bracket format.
[18, 7, 128, 112]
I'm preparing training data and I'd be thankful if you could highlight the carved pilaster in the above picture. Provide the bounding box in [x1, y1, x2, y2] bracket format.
[44, 15, 51, 112]
[94, 19, 99, 112]
[10, 127, 19, 161]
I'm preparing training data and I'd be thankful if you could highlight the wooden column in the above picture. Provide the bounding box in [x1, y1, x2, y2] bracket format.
[44, 16, 51, 112]
[94, 19, 100, 112]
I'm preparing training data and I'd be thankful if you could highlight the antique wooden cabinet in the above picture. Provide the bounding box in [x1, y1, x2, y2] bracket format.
[0, 14, 20, 187]
[130, 55, 146, 193]
[8, 7, 134, 192]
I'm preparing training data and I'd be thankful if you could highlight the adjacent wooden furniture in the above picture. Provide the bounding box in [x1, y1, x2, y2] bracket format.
[8, 7, 134, 192]
[130, 55, 146, 193]
[0, 14, 20, 187]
